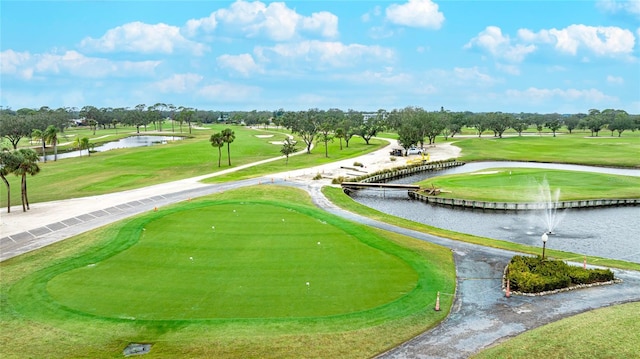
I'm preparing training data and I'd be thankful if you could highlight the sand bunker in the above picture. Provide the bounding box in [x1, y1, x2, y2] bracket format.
[255, 135, 274, 138]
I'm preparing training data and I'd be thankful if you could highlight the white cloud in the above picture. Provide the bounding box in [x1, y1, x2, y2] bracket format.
[496, 63, 520, 75]
[0, 50, 33, 79]
[385, 0, 445, 29]
[505, 87, 616, 104]
[217, 54, 262, 76]
[597, 0, 640, 18]
[453, 66, 498, 85]
[361, 6, 382, 22]
[606, 75, 624, 84]
[518, 25, 635, 57]
[0, 50, 160, 79]
[255, 40, 395, 69]
[197, 81, 261, 102]
[154, 73, 203, 93]
[465, 26, 536, 62]
[80, 22, 207, 55]
[184, 0, 338, 41]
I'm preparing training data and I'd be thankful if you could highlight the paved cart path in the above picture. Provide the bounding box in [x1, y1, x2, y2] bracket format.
[2, 140, 638, 358]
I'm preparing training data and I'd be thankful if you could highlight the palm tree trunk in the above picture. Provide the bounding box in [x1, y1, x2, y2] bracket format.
[53, 139, 58, 161]
[24, 175, 30, 210]
[1, 174, 10, 213]
[42, 141, 47, 163]
[227, 143, 231, 166]
[218, 148, 222, 167]
[21, 175, 27, 212]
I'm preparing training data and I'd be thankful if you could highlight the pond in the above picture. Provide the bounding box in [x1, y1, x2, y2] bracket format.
[43, 135, 183, 161]
[350, 162, 640, 263]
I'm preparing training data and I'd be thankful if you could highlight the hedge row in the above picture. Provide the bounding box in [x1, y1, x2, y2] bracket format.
[507, 255, 614, 293]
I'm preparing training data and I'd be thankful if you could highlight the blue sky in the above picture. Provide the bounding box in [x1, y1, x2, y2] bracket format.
[1, 0, 639, 114]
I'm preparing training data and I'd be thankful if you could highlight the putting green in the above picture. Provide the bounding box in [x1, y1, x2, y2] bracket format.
[45, 201, 419, 320]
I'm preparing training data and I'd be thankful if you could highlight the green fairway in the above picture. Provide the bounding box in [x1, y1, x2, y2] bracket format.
[0, 126, 386, 206]
[2, 186, 455, 358]
[416, 168, 640, 202]
[454, 134, 640, 168]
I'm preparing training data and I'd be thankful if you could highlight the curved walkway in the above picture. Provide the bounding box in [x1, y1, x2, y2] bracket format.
[1, 140, 638, 358]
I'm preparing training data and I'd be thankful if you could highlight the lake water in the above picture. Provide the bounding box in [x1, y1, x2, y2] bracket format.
[350, 162, 640, 263]
[43, 135, 183, 161]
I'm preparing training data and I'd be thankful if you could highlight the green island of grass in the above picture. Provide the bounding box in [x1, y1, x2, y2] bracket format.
[416, 168, 640, 202]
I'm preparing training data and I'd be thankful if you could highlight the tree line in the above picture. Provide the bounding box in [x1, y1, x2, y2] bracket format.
[1, 104, 638, 213]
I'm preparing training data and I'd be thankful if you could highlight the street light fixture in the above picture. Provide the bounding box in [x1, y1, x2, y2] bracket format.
[541, 232, 549, 260]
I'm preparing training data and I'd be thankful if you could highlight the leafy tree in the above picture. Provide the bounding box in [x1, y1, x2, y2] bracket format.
[564, 115, 582, 134]
[487, 112, 513, 138]
[607, 110, 633, 137]
[284, 109, 320, 154]
[584, 109, 605, 137]
[0, 150, 21, 213]
[209, 132, 224, 167]
[545, 118, 562, 137]
[13, 148, 40, 212]
[511, 118, 528, 136]
[397, 121, 422, 153]
[221, 128, 235, 166]
[177, 106, 196, 134]
[342, 110, 362, 148]
[318, 109, 340, 158]
[357, 109, 385, 145]
[280, 137, 297, 165]
[0, 114, 31, 149]
[470, 113, 489, 137]
[445, 112, 465, 139]
[79, 105, 100, 131]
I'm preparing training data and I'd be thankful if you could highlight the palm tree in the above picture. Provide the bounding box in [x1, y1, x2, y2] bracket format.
[74, 137, 83, 157]
[221, 128, 235, 166]
[31, 129, 46, 162]
[14, 148, 40, 212]
[81, 137, 91, 157]
[209, 133, 225, 167]
[0, 150, 21, 213]
[44, 125, 60, 161]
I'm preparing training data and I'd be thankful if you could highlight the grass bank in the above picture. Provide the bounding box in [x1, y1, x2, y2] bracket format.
[454, 134, 640, 168]
[1, 186, 455, 358]
[472, 301, 640, 359]
[416, 168, 640, 202]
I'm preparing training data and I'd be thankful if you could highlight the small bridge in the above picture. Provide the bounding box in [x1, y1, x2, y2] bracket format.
[341, 181, 420, 193]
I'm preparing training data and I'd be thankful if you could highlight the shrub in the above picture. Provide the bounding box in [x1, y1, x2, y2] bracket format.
[312, 173, 323, 180]
[353, 161, 364, 167]
[332, 176, 347, 184]
[507, 255, 614, 294]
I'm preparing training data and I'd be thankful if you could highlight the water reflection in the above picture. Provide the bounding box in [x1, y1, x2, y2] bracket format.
[43, 135, 183, 161]
[351, 162, 640, 263]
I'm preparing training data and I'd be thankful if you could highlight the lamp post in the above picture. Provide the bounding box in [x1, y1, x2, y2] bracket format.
[541, 232, 549, 260]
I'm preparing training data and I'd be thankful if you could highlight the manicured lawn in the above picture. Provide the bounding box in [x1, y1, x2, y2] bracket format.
[472, 302, 640, 359]
[1, 186, 455, 358]
[453, 134, 640, 168]
[416, 168, 640, 202]
[1, 126, 386, 206]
